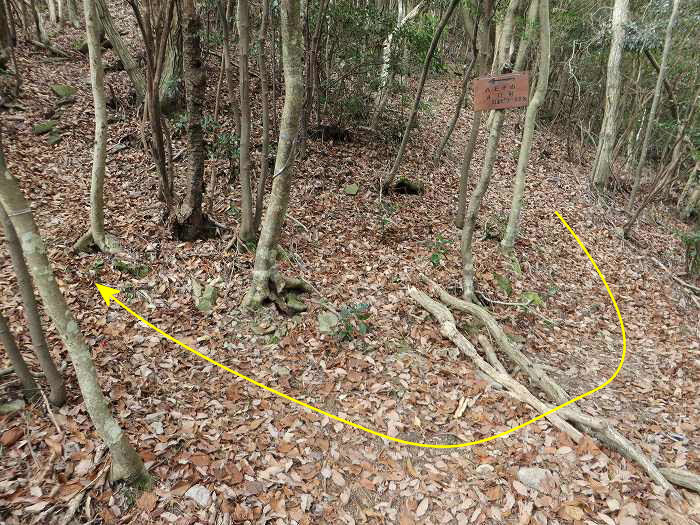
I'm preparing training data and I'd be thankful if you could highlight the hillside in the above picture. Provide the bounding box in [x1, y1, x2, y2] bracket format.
[1, 11, 700, 525]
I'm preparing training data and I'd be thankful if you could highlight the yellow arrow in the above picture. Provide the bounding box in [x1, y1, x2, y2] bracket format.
[96, 211, 626, 448]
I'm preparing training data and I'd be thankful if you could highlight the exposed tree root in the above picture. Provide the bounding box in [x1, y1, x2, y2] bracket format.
[72, 231, 122, 254]
[243, 266, 312, 314]
[410, 278, 696, 500]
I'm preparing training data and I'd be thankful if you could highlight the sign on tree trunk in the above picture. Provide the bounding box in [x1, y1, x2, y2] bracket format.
[473, 72, 529, 111]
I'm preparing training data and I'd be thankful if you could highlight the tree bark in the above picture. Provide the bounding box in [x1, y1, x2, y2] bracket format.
[382, 0, 461, 190]
[237, 0, 255, 242]
[433, 22, 479, 163]
[371, 1, 426, 129]
[96, 0, 145, 100]
[591, 0, 628, 191]
[218, 0, 241, 136]
[0, 203, 65, 406]
[460, 0, 522, 301]
[501, 0, 550, 254]
[0, 134, 145, 482]
[0, 311, 39, 401]
[254, 0, 271, 231]
[175, 0, 209, 241]
[243, 0, 303, 308]
[454, 0, 497, 229]
[76, 0, 119, 254]
[627, 0, 680, 212]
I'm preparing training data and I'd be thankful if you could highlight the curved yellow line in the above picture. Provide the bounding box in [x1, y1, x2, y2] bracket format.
[111, 210, 626, 448]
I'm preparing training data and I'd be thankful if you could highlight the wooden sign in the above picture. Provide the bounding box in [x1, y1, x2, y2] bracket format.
[472, 72, 529, 111]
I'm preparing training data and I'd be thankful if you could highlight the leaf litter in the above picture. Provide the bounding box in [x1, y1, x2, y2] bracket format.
[1, 12, 699, 525]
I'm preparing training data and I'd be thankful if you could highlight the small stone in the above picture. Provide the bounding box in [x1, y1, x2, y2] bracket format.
[475, 464, 494, 475]
[517, 467, 551, 492]
[51, 84, 76, 98]
[184, 484, 211, 507]
[344, 183, 359, 196]
[318, 312, 339, 335]
[32, 120, 57, 135]
[271, 365, 290, 376]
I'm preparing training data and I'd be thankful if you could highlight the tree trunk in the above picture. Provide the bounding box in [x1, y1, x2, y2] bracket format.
[47, 0, 57, 24]
[501, 0, 550, 254]
[454, 0, 497, 229]
[460, 0, 522, 301]
[591, 0, 628, 191]
[254, 0, 271, 231]
[175, 0, 210, 241]
[76, 0, 119, 254]
[0, 134, 146, 483]
[218, 0, 241, 136]
[243, 0, 303, 308]
[371, 1, 426, 129]
[0, 311, 39, 401]
[382, 0, 461, 191]
[96, 0, 145, 100]
[0, 0, 12, 67]
[67, 0, 80, 28]
[627, 0, 680, 212]
[433, 35, 478, 162]
[0, 203, 65, 406]
[237, 0, 255, 242]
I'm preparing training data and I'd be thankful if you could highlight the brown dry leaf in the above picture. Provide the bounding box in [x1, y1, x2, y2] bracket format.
[136, 491, 158, 512]
[0, 428, 23, 447]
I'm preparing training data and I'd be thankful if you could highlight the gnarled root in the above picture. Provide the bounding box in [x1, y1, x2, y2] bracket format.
[243, 264, 311, 314]
[411, 278, 695, 500]
[73, 231, 122, 254]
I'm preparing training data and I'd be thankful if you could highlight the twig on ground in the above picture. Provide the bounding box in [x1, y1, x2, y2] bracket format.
[650, 256, 700, 295]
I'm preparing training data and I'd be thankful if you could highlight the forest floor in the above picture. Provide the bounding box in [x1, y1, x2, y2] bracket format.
[1, 19, 700, 525]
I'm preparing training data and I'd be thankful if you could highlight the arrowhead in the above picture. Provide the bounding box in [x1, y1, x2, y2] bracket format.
[95, 283, 120, 306]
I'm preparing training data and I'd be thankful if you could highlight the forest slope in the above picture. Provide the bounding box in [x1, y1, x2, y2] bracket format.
[1, 27, 699, 524]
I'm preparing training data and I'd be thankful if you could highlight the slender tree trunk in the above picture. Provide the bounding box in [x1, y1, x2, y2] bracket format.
[30, 0, 49, 44]
[75, 0, 118, 254]
[96, 0, 145, 100]
[454, 0, 497, 229]
[67, 0, 80, 28]
[624, 88, 699, 236]
[0, 0, 12, 67]
[501, 0, 550, 254]
[371, 1, 426, 129]
[237, 0, 255, 241]
[129, 0, 176, 211]
[0, 134, 145, 482]
[218, 0, 241, 135]
[460, 0, 522, 301]
[243, 0, 303, 308]
[47, 0, 57, 24]
[175, 0, 209, 241]
[382, 0, 461, 190]
[254, 0, 271, 231]
[0, 203, 65, 406]
[591, 0, 628, 191]
[434, 41, 478, 162]
[627, 0, 680, 212]
[0, 311, 39, 401]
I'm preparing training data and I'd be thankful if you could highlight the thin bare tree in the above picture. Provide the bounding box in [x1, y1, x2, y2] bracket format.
[0, 133, 145, 482]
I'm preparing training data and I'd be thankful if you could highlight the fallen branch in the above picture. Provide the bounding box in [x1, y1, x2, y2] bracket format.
[408, 287, 583, 443]
[29, 40, 71, 58]
[413, 278, 685, 498]
[650, 257, 700, 295]
[659, 468, 700, 493]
